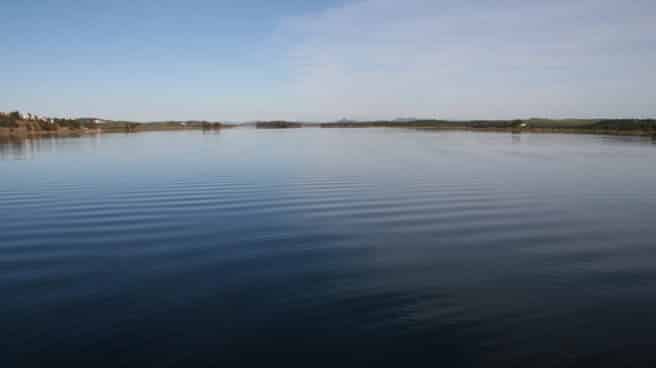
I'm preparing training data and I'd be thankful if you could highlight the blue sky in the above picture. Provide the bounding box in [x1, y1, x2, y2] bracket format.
[1, 0, 655, 121]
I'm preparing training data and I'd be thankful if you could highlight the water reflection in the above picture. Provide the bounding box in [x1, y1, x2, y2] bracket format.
[0, 133, 108, 160]
[0, 137, 36, 160]
[511, 133, 522, 144]
[2, 129, 656, 365]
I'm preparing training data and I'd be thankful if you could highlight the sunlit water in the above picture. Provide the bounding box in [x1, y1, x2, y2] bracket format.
[2, 129, 656, 366]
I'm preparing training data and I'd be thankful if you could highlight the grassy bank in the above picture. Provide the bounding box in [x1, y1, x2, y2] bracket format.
[316, 119, 656, 135]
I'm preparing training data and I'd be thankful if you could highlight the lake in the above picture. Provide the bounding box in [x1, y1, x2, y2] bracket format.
[2, 129, 656, 366]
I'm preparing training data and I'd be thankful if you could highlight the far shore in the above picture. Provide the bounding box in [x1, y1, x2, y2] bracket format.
[0, 120, 232, 139]
[1, 115, 655, 140]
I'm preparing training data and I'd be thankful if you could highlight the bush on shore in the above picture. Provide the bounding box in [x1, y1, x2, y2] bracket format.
[0, 112, 19, 128]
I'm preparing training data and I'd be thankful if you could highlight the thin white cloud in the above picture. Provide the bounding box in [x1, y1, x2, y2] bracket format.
[273, 0, 656, 120]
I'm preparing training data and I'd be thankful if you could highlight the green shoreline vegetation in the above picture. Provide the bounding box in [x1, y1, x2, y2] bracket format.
[0, 111, 230, 137]
[318, 118, 656, 135]
[2, 111, 655, 138]
[247, 118, 656, 136]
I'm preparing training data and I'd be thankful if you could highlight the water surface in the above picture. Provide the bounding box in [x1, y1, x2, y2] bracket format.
[2, 129, 656, 366]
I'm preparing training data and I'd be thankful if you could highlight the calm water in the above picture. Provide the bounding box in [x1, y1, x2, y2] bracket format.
[2, 129, 656, 366]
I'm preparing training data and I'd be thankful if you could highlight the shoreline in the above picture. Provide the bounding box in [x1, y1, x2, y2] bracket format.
[2, 124, 655, 140]
[0, 125, 232, 139]
[408, 126, 656, 137]
[2, 116, 656, 140]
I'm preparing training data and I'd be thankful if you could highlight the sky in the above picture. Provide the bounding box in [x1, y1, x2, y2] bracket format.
[1, 0, 655, 122]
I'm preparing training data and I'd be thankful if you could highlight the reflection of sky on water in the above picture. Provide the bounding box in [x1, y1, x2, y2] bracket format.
[2, 129, 656, 365]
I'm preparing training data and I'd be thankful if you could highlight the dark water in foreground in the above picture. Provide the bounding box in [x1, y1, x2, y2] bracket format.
[2, 129, 656, 366]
